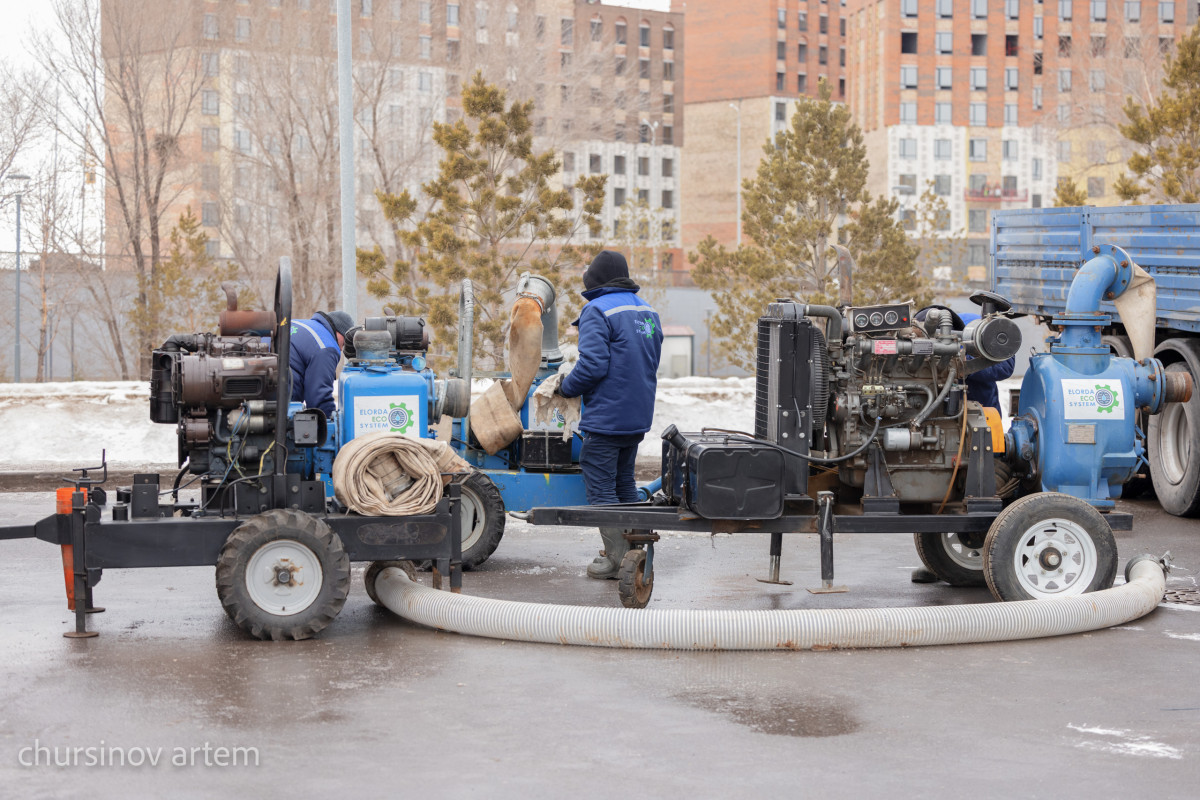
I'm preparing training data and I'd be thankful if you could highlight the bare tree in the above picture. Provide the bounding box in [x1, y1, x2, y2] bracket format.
[36, 0, 204, 378]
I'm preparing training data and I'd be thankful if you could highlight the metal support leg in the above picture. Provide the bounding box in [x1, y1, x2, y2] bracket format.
[757, 531, 794, 585]
[64, 493, 97, 638]
[809, 491, 847, 594]
[449, 483, 463, 594]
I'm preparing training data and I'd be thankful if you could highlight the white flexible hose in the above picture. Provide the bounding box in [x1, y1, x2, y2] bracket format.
[373, 559, 1167, 650]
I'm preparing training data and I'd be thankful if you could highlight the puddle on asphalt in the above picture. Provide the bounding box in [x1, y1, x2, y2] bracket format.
[684, 693, 860, 738]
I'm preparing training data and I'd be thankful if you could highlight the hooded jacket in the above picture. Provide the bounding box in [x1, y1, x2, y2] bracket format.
[289, 315, 342, 416]
[559, 285, 663, 435]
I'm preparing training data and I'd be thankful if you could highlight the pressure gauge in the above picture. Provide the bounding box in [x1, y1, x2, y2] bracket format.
[869, 312, 884, 327]
[855, 313, 870, 329]
[884, 310, 899, 325]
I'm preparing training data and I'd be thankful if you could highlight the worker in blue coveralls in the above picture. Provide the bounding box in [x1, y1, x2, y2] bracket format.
[289, 311, 355, 418]
[558, 250, 664, 579]
[911, 305, 1015, 583]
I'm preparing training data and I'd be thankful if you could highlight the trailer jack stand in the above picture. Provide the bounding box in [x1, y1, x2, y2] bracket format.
[808, 491, 847, 594]
[756, 531, 794, 585]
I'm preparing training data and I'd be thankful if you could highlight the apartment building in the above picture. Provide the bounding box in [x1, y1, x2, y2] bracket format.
[845, 0, 1197, 278]
[102, 0, 683, 305]
[676, 0, 848, 264]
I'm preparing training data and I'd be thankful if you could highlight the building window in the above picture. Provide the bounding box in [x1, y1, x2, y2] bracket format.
[202, 202, 219, 228]
[797, 73, 807, 93]
[899, 138, 918, 159]
[562, 18, 573, 47]
[638, 189, 649, 204]
[234, 128, 251, 154]
[1124, 36, 1142, 58]
[819, 14, 828, 33]
[936, 67, 953, 89]
[1126, 0, 1141, 20]
[899, 209, 917, 231]
[1005, 103, 1018, 124]
[1091, 35, 1108, 56]
[969, 209, 989, 232]
[934, 174, 952, 195]
[936, 102, 952, 124]
[778, 7, 787, 27]
[1003, 140, 1018, 160]
[201, 52, 219, 77]
[201, 90, 219, 116]
[418, 71, 432, 92]
[662, 158, 674, 178]
[589, 17, 602, 41]
[798, 10, 808, 30]
[1033, 86, 1043, 109]
[970, 103, 987, 125]
[776, 72, 786, 91]
[1092, 0, 1107, 18]
[1159, 1, 1174, 21]
[563, 152, 575, 172]
[901, 32, 918, 55]
[819, 46, 827, 64]
[662, 190, 674, 209]
[661, 93, 673, 114]
[971, 67, 988, 90]
[615, 57, 626, 75]
[202, 13, 218, 39]
[201, 165, 219, 192]
[420, 35, 431, 58]
[902, 0, 918, 16]
[775, 102, 787, 121]
[447, 3, 459, 24]
[614, 20, 625, 44]
[798, 43, 808, 61]
[1059, 69, 1072, 92]
[663, 61, 674, 80]
[1034, 51, 1043, 74]
[972, 0, 988, 16]
[202, 127, 219, 152]
[612, 155, 625, 174]
[839, 47, 846, 67]
[1060, 0, 1073, 17]
[235, 17, 250, 42]
[587, 154, 601, 174]
[1058, 140, 1072, 162]
[1090, 69, 1106, 91]
[1007, 0, 1021, 16]
[938, 0, 953, 16]
[640, 58, 651, 78]
[1088, 177, 1105, 197]
[900, 66, 917, 88]
[1006, 35, 1019, 57]
[970, 138, 987, 160]
[1032, 158, 1043, 180]
[663, 26, 674, 49]
[1004, 68, 1018, 91]
[934, 138, 953, 159]
[900, 102, 917, 124]
[662, 125, 673, 145]
[614, 187, 626, 207]
[840, 18, 846, 35]
[777, 41, 786, 60]
[972, 34, 987, 56]
[639, 22, 650, 46]
[1034, 16, 1044, 38]
[638, 156, 649, 176]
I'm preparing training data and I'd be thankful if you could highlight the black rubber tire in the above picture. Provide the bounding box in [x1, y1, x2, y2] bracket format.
[459, 471, 506, 569]
[215, 509, 351, 640]
[1148, 351, 1200, 516]
[913, 531, 987, 587]
[617, 548, 653, 609]
[982, 492, 1117, 602]
[363, 560, 417, 606]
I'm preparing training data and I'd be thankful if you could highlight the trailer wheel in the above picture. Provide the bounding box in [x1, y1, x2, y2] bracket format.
[459, 472, 505, 569]
[1148, 355, 1200, 516]
[216, 509, 351, 640]
[617, 548, 653, 608]
[913, 532, 987, 587]
[982, 493, 1117, 602]
[363, 560, 416, 607]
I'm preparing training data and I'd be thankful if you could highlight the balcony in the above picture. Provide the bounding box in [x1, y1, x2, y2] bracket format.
[964, 185, 1028, 202]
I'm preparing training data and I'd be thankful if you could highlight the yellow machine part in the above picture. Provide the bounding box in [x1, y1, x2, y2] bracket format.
[982, 407, 1005, 454]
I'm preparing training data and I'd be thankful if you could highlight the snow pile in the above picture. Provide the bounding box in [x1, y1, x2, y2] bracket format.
[0, 375, 1023, 469]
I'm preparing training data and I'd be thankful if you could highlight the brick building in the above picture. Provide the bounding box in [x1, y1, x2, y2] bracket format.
[101, 0, 683, 311]
[676, 0, 848, 264]
[845, 0, 1197, 278]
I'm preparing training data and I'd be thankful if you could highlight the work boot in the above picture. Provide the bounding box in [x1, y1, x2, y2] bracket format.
[586, 528, 630, 580]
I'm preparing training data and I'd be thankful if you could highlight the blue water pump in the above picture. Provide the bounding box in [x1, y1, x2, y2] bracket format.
[1008, 244, 1192, 507]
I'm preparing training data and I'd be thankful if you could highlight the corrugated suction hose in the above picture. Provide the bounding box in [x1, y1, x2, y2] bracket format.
[372, 556, 1168, 650]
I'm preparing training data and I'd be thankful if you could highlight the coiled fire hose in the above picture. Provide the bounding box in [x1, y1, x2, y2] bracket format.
[371, 555, 1168, 650]
[333, 433, 471, 516]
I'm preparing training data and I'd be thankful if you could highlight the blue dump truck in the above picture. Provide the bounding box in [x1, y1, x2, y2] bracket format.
[993, 204, 1200, 516]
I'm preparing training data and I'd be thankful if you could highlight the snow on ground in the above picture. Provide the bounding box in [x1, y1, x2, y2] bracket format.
[0, 375, 1023, 469]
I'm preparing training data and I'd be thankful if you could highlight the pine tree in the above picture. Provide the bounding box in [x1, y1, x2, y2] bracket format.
[691, 79, 923, 370]
[1115, 22, 1200, 203]
[1053, 177, 1090, 207]
[358, 72, 605, 368]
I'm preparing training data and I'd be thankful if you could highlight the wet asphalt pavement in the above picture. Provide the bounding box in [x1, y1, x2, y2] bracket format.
[1, 490, 1198, 798]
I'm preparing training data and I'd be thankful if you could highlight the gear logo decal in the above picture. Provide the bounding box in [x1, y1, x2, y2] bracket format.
[1094, 384, 1120, 414]
[635, 317, 656, 338]
[388, 402, 415, 434]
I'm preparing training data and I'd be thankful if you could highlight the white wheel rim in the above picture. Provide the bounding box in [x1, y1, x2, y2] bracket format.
[1156, 400, 1190, 486]
[940, 532, 983, 570]
[245, 539, 323, 616]
[460, 487, 484, 550]
[1011, 518, 1098, 598]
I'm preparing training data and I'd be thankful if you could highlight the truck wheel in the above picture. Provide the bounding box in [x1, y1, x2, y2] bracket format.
[363, 560, 417, 606]
[913, 532, 987, 587]
[215, 509, 351, 640]
[459, 472, 505, 569]
[1148, 357, 1200, 516]
[982, 492, 1117, 602]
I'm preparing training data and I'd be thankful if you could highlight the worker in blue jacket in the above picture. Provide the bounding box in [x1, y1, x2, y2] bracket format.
[959, 312, 1015, 411]
[559, 250, 663, 579]
[289, 310, 355, 417]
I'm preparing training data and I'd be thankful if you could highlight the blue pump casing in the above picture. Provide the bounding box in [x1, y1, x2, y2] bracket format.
[1008, 246, 1171, 508]
[336, 362, 438, 447]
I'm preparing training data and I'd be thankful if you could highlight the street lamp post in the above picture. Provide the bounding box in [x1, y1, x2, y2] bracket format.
[728, 102, 742, 246]
[9, 172, 30, 383]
